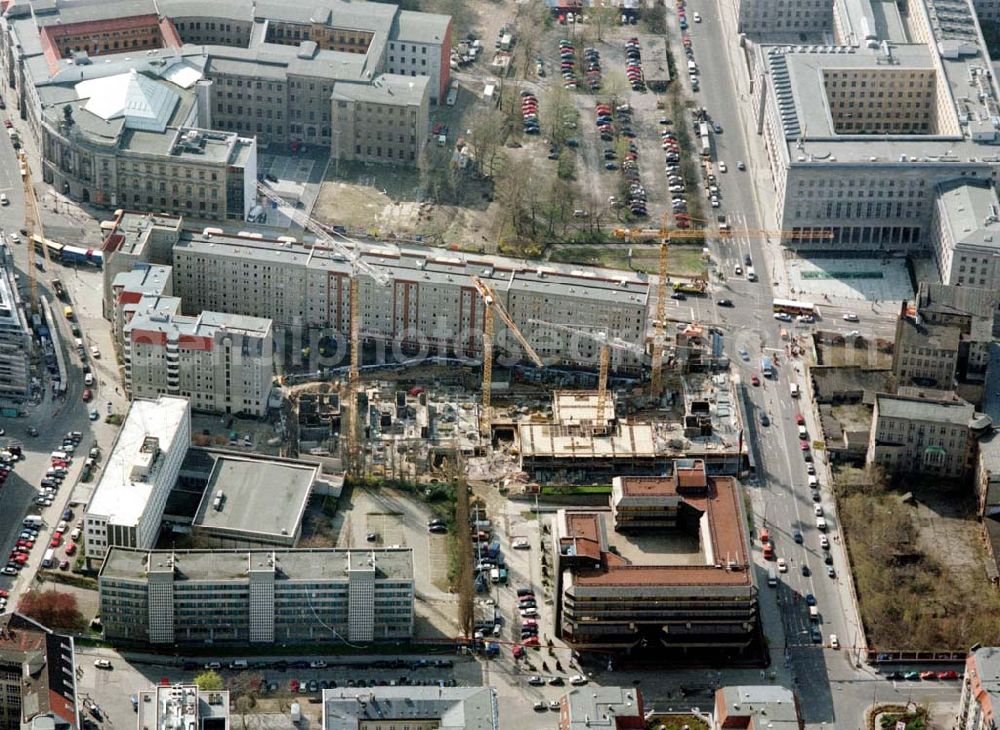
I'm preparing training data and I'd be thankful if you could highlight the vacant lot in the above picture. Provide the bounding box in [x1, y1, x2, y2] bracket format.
[835, 466, 1000, 650]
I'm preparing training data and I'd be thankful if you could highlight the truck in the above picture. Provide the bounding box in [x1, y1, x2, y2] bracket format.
[761, 357, 774, 378]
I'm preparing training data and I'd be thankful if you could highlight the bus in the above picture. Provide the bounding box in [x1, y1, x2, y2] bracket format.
[772, 298, 817, 317]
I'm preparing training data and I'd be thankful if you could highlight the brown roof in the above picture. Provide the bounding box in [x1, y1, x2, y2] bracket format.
[573, 475, 751, 587]
[561, 513, 603, 561]
[619, 477, 678, 497]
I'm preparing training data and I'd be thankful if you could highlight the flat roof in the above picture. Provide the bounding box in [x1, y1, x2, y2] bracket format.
[87, 396, 190, 528]
[564, 687, 643, 730]
[332, 74, 428, 106]
[193, 456, 315, 540]
[561, 469, 751, 588]
[112, 264, 172, 298]
[392, 10, 452, 44]
[518, 423, 657, 459]
[552, 390, 616, 426]
[936, 180, 1000, 249]
[323, 687, 498, 730]
[718, 686, 800, 729]
[100, 547, 414, 583]
[896, 316, 961, 351]
[875, 392, 974, 425]
[918, 281, 1000, 323]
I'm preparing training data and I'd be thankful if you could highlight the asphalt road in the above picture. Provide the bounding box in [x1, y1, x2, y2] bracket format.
[668, 3, 963, 727]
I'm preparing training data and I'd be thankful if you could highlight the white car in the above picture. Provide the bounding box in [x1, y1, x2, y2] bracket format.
[777, 558, 787, 573]
[829, 634, 840, 649]
[569, 675, 588, 686]
[846, 330, 861, 338]
[309, 660, 327, 669]
[520, 606, 538, 617]
[90, 346, 100, 358]
[94, 659, 112, 669]
[774, 312, 793, 322]
[512, 538, 530, 550]
[0, 194, 7, 206]
[819, 535, 830, 549]
[718, 161, 728, 172]
[693, 11, 702, 21]
[842, 312, 859, 322]
[814, 504, 824, 516]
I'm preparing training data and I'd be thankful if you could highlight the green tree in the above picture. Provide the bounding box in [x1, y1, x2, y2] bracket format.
[194, 670, 224, 691]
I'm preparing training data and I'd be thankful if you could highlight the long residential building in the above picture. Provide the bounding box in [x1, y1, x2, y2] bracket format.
[0, 613, 78, 730]
[751, 0, 1000, 257]
[98, 547, 414, 645]
[0, 0, 450, 219]
[84, 396, 191, 561]
[100, 212, 651, 372]
[0, 244, 30, 403]
[552, 460, 758, 654]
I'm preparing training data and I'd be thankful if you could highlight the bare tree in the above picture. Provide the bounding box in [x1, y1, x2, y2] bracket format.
[466, 108, 507, 177]
[588, 5, 619, 41]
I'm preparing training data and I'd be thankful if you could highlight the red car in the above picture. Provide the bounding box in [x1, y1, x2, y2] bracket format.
[512, 644, 525, 659]
[937, 670, 959, 680]
[919, 671, 937, 680]
[796, 412, 806, 425]
[290, 679, 299, 692]
[50, 535, 61, 547]
[800, 440, 810, 451]
[82, 388, 92, 402]
[523, 636, 540, 647]
[0, 589, 10, 598]
[2, 120, 10, 129]
[65, 542, 76, 556]
[751, 374, 760, 386]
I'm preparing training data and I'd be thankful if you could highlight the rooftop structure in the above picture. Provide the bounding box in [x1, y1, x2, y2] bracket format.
[191, 455, 316, 548]
[84, 396, 191, 560]
[137, 684, 229, 730]
[714, 685, 801, 729]
[552, 460, 757, 653]
[99, 548, 414, 644]
[551, 390, 617, 428]
[322, 687, 499, 730]
[560, 687, 645, 730]
[0, 613, 78, 730]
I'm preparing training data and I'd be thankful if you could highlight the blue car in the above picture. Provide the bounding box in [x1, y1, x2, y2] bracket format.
[805, 593, 816, 606]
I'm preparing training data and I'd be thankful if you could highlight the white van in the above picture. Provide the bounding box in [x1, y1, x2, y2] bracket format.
[790, 383, 800, 398]
[688, 60, 697, 74]
[808, 475, 819, 488]
[767, 567, 778, 587]
[816, 516, 827, 531]
[809, 606, 820, 622]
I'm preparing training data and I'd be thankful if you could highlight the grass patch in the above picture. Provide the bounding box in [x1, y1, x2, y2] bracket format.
[834, 467, 1000, 650]
[541, 485, 612, 495]
[646, 715, 710, 730]
[37, 570, 98, 591]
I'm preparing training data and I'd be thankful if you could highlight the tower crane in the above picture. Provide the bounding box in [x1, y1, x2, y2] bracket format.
[20, 150, 53, 314]
[638, 218, 834, 394]
[470, 276, 544, 436]
[256, 184, 391, 475]
[528, 319, 644, 433]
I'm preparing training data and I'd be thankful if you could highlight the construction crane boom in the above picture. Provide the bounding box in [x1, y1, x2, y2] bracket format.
[471, 276, 544, 435]
[529, 319, 643, 431]
[256, 183, 391, 476]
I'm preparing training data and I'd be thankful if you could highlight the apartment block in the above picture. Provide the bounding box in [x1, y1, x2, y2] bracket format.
[553, 461, 758, 654]
[866, 392, 979, 478]
[99, 548, 414, 645]
[109, 263, 174, 345]
[0, 613, 78, 730]
[137, 684, 229, 730]
[958, 646, 1000, 730]
[84, 396, 191, 561]
[125, 308, 273, 417]
[0, 245, 30, 404]
[751, 0, 1000, 251]
[98, 212, 650, 373]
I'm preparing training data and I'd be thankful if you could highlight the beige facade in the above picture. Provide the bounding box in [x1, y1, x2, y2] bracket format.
[958, 647, 1000, 730]
[737, 0, 831, 38]
[331, 78, 430, 165]
[892, 306, 961, 387]
[822, 68, 938, 134]
[866, 392, 975, 479]
[929, 180, 1000, 290]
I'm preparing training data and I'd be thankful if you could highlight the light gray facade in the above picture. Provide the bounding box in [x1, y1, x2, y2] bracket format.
[99, 548, 414, 645]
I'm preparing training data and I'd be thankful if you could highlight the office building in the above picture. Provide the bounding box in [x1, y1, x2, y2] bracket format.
[866, 392, 981, 478]
[0, 246, 30, 404]
[714, 685, 801, 729]
[0, 613, 78, 730]
[125, 308, 273, 417]
[552, 461, 758, 653]
[137, 684, 229, 730]
[84, 396, 191, 561]
[190, 455, 317, 548]
[0, 0, 451, 210]
[751, 0, 1000, 251]
[930, 181, 1000, 290]
[958, 646, 1000, 730]
[99, 211, 650, 372]
[322, 687, 498, 730]
[99, 548, 414, 645]
[558, 687, 644, 730]
[737, 0, 831, 39]
[913, 283, 999, 382]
